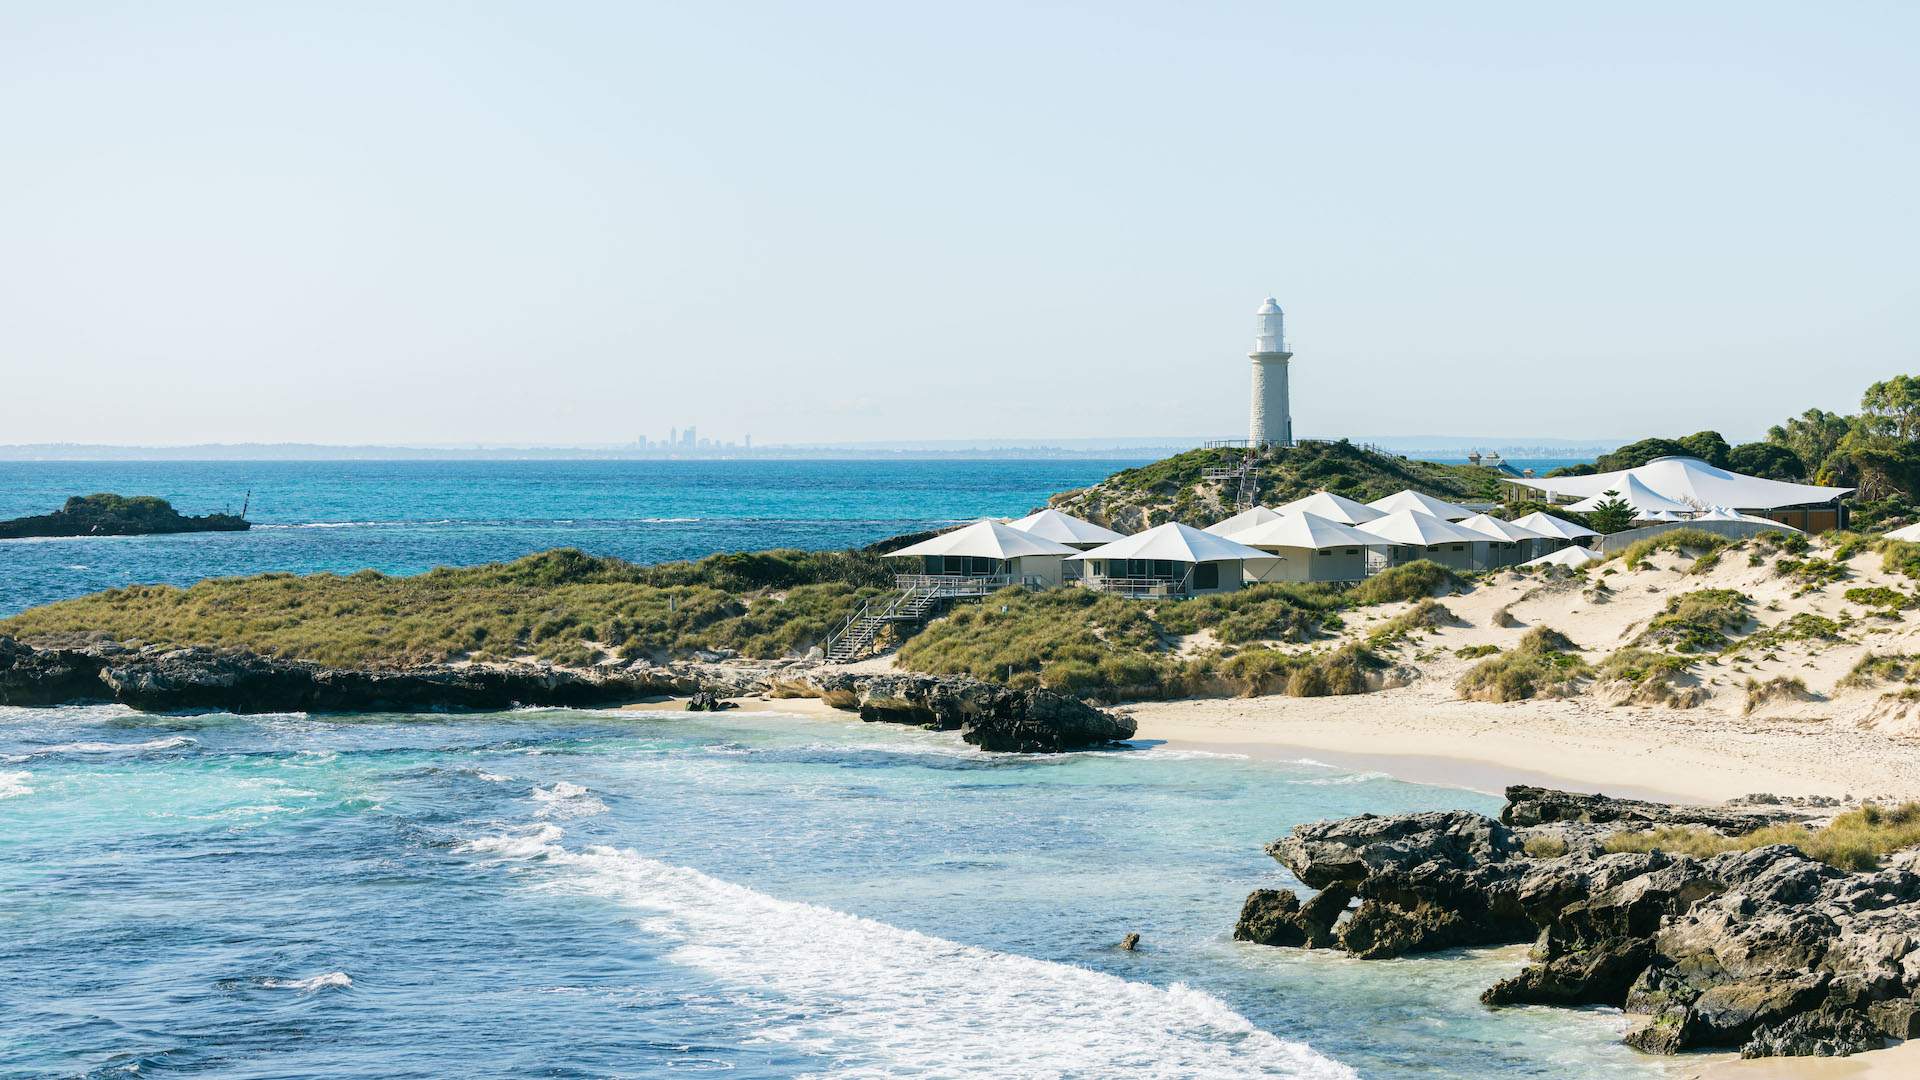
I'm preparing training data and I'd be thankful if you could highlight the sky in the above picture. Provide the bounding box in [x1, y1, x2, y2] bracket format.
[2, 2, 1915, 448]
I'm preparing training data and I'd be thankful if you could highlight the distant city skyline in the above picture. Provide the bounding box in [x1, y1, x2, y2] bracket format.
[4, 4, 1913, 446]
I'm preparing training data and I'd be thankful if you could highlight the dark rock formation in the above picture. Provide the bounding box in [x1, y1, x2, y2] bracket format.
[782, 670, 1135, 752]
[685, 691, 737, 712]
[1119, 932, 1140, 951]
[0, 637, 1130, 753]
[1238, 785, 1920, 1059]
[0, 493, 248, 539]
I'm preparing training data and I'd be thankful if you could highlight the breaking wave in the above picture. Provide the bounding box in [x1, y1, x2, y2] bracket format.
[464, 823, 1354, 1079]
[261, 971, 352, 992]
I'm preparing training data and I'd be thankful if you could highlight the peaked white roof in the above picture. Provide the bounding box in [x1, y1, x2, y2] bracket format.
[1354, 509, 1485, 547]
[1204, 505, 1283, 536]
[1367, 490, 1474, 521]
[884, 519, 1079, 561]
[1271, 490, 1384, 525]
[1232, 511, 1390, 551]
[1885, 522, 1920, 542]
[1637, 509, 1687, 522]
[1455, 513, 1552, 544]
[1005, 508, 1125, 546]
[1512, 456, 1851, 510]
[1524, 545, 1605, 568]
[1067, 521, 1269, 564]
[1510, 511, 1601, 541]
[1565, 473, 1696, 515]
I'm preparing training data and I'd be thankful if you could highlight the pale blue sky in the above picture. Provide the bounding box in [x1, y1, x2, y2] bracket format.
[3, 2, 1914, 447]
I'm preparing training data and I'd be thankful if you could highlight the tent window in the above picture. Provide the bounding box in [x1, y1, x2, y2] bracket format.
[1451, 545, 1464, 552]
[1194, 563, 1220, 589]
[1153, 560, 1174, 577]
[1345, 548, 1359, 555]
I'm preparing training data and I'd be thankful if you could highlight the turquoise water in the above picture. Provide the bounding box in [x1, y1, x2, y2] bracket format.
[0, 705, 1667, 1078]
[0, 460, 1142, 615]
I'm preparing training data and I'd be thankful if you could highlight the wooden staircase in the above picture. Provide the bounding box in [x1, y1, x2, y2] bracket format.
[1202, 446, 1261, 512]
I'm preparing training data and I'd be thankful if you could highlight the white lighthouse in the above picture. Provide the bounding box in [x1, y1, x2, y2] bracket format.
[1247, 296, 1293, 447]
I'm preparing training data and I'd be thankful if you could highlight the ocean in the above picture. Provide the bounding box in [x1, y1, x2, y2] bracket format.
[0, 704, 1664, 1078]
[0, 460, 1145, 616]
[0, 458, 1657, 1077]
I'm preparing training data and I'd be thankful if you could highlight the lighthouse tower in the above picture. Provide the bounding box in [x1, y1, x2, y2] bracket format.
[1247, 296, 1293, 447]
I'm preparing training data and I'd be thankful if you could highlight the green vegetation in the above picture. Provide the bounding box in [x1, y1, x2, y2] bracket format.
[1586, 493, 1636, 535]
[1522, 834, 1569, 859]
[1840, 652, 1920, 690]
[1347, 560, 1463, 605]
[1774, 555, 1847, 588]
[1455, 627, 1588, 703]
[1878, 539, 1920, 582]
[1593, 647, 1703, 708]
[1155, 583, 1346, 644]
[1743, 675, 1815, 714]
[0, 493, 249, 539]
[0, 548, 886, 667]
[1365, 599, 1453, 648]
[1454, 643, 1500, 660]
[1619, 528, 1730, 571]
[1635, 589, 1752, 652]
[1049, 439, 1498, 530]
[1739, 612, 1845, 654]
[1844, 585, 1911, 617]
[1602, 802, 1920, 871]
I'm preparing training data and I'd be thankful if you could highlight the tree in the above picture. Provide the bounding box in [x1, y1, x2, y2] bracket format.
[1587, 493, 1636, 534]
[1677, 430, 1732, 467]
[1544, 463, 1596, 478]
[1767, 408, 1852, 483]
[1726, 441, 1806, 481]
[1594, 437, 1691, 472]
[1860, 375, 1920, 441]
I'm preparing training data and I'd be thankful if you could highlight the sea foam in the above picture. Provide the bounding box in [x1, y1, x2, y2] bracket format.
[470, 824, 1354, 1079]
[0, 770, 32, 799]
[261, 971, 352, 992]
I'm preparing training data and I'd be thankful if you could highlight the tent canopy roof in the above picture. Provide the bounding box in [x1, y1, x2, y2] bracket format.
[1204, 505, 1284, 536]
[1455, 513, 1552, 543]
[1367, 489, 1474, 521]
[1565, 474, 1696, 514]
[1232, 511, 1389, 551]
[1271, 490, 1384, 525]
[884, 519, 1079, 561]
[1512, 455, 1852, 510]
[1525, 545, 1604, 567]
[1068, 521, 1269, 563]
[1005, 508, 1125, 546]
[1885, 522, 1920, 543]
[1354, 509, 1485, 546]
[1509, 511, 1601, 540]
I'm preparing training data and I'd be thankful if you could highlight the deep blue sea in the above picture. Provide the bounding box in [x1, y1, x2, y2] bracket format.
[0, 459, 1659, 1077]
[0, 460, 1143, 615]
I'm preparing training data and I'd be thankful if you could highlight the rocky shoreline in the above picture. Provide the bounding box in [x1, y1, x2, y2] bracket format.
[1235, 786, 1920, 1059]
[0, 636, 1133, 753]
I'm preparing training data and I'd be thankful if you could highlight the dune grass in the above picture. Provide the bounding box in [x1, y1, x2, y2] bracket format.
[1601, 802, 1920, 871]
[1619, 528, 1730, 571]
[1634, 588, 1752, 652]
[1455, 626, 1588, 702]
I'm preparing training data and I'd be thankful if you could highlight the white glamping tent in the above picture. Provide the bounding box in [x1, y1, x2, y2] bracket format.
[1355, 510, 1488, 571]
[1510, 511, 1601, 547]
[883, 520, 1080, 589]
[1455, 513, 1554, 568]
[1525, 545, 1605, 568]
[1204, 505, 1284, 537]
[1367, 490, 1474, 522]
[1071, 522, 1268, 597]
[1233, 512, 1389, 583]
[1270, 491, 1384, 526]
[1005, 508, 1125, 550]
[1565, 474, 1695, 518]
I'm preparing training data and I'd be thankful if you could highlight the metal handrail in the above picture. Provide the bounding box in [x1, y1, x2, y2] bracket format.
[892, 573, 1014, 595]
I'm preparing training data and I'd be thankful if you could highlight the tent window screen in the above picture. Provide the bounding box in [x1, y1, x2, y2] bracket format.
[1193, 563, 1220, 589]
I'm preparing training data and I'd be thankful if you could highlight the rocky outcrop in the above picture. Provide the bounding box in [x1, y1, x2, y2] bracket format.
[778, 670, 1135, 752]
[0, 637, 1131, 753]
[1237, 786, 1920, 1059]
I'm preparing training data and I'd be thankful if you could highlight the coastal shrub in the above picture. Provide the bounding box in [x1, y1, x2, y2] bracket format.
[1455, 627, 1588, 703]
[1346, 560, 1462, 605]
[1592, 648, 1702, 708]
[1454, 644, 1500, 660]
[1877, 539, 1920, 582]
[1285, 643, 1386, 697]
[1774, 555, 1847, 588]
[1602, 802, 1920, 871]
[1522, 834, 1569, 859]
[0, 548, 883, 667]
[1738, 612, 1845, 654]
[1634, 589, 1752, 652]
[1825, 531, 1871, 562]
[1155, 583, 1344, 644]
[898, 586, 1172, 696]
[1366, 599, 1453, 648]
[1840, 652, 1920, 689]
[1216, 647, 1306, 696]
[1743, 675, 1817, 714]
[1619, 528, 1729, 571]
[1844, 586, 1911, 616]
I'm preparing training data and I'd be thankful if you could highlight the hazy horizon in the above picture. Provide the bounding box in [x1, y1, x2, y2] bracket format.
[5, 3, 1914, 447]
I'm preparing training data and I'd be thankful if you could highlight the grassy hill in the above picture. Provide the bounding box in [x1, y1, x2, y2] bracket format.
[1049, 439, 1504, 530]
